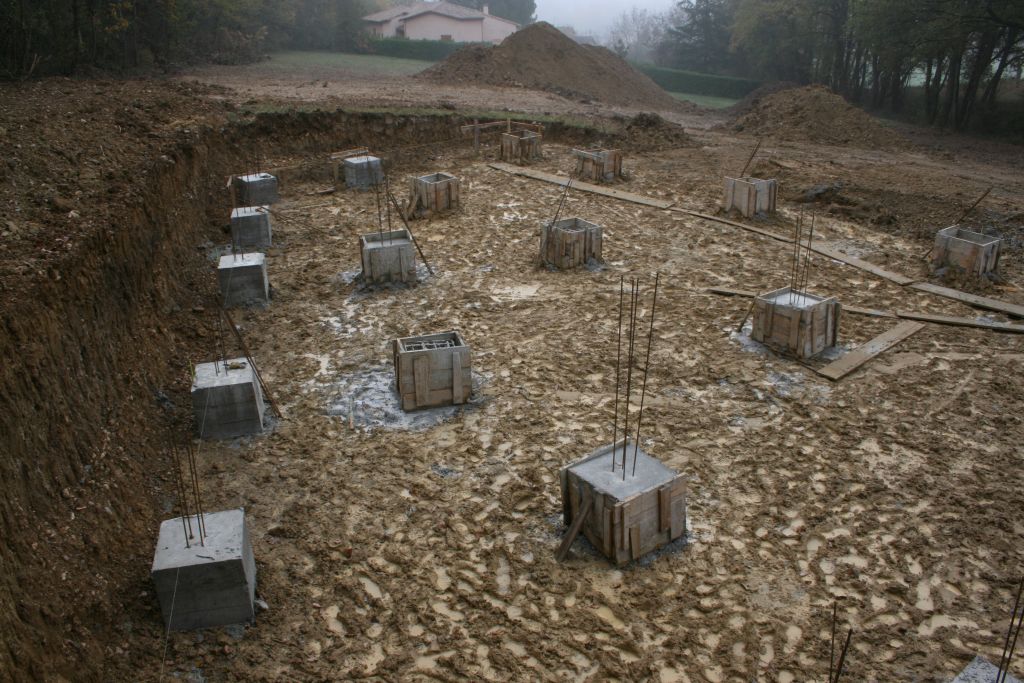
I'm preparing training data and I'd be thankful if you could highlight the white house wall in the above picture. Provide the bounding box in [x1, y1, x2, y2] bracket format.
[402, 14, 484, 42]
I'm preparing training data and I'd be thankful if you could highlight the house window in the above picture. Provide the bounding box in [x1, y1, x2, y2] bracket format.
[441, 34, 453, 42]
[396, 25, 406, 37]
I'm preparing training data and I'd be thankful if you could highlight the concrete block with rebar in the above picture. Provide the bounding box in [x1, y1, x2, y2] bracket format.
[230, 206, 273, 249]
[933, 225, 1001, 278]
[360, 229, 418, 285]
[540, 217, 602, 269]
[344, 155, 384, 190]
[191, 358, 265, 439]
[232, 173, 279, 206]
[151, 508, 257, 631]
[751, 286, 840, 359]
[218, 253, 269, 308]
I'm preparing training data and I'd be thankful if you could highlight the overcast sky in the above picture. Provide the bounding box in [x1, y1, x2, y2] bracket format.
[533, 0, 677, 39]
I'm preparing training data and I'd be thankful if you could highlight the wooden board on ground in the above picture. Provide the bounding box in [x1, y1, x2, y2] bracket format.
[705, 287, 894, 318]
[895, 311, 1024, 334]
[910, 282, 1024, 319]
[807, 242, 917, 286]
[489, 162, 675, 209]
[670, 208, 791, 243]
[816, 321, 926, 381]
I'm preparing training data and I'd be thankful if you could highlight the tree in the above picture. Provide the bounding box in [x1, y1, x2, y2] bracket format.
[607, 7, 666, 64]
[660, 0, 735, 74]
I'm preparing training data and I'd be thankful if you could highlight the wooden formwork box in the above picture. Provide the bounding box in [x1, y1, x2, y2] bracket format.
[359, 229, 417, 285]
[392, 331, 472, 411]
[540, 218, 603, 269]
[933, 225, 1001, 277]
[500, 131, 542, 164]
[573, 148, 623, 183]
[409, 172, 460, 218]
[560, 441, 687, 566]
[751, 286, 840, 359]
[724, 177, 778, 218]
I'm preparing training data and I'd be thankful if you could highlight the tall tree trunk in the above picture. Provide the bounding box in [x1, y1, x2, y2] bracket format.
[956, 30, 999, 130]
[981, 28, 1019, 108]
[938, 49, 962, 129]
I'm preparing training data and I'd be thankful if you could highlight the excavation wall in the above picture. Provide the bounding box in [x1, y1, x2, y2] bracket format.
[0, 100, 602, 680]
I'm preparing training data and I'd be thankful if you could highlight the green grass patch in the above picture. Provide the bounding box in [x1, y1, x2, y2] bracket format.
[670, 92, 739, 109]
[634, 63, 759, 99]
[265, 51, 435, 76]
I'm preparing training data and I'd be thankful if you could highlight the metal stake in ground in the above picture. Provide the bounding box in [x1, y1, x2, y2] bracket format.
[622, 278, 640, 479]
[220, 307, 284, 419]
[170, 442, 193, 547]
[998, 576, 1024, 683]
[632, 272, 659, 476]
[832, 628, 853, 682]
[386, 188, 435, 276]
[739, 139, 762, 178]
[612, 275, 625, 472]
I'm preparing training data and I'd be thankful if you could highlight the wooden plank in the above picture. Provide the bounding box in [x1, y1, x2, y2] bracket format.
[413, 357, 429, 407]
[808, 242, 917, 286]
[451, 352, 464, 403]
[910, 282, 1024, 319]
[895, 311, 1024, 334]
[673, 208, 792, 243]
[489, 162, 675, 209]
[629, 527, 641, 561]
[817, 321, 926, 381]
[658, 486, 671, 532]
[705, 287, 895, 318]
[555, 488, 592, 562]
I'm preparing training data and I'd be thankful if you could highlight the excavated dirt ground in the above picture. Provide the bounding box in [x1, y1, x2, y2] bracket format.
[3, 62, 1024, 683]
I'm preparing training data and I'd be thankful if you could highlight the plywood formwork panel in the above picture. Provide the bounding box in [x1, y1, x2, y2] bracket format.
[560, 440, 686, 566]
[751, 286, 840, 359]
[573, 148, 623, 183]
[392, 331, 472, 411]
[410, 172, 460, 218]
[500, 131, 542, 164]
[933, 225, 1001, 277]
[724, 176, 777, 218]
[540, 217, 603, 269]
[359, 229, 418, 285]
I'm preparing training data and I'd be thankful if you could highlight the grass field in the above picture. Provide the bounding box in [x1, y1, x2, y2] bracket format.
[266, 51, 435, 76]
[670, 91, 739, 109]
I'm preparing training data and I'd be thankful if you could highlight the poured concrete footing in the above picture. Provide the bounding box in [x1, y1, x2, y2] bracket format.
[151, 508, 257, 631]
[230, 206, 273, 249]
[344, 155, 384, 189]
[218, 253, 269, 308]
[952, 656, 1020, 682]
[191, 358, 265, 439]
[233, 173, 279, 206]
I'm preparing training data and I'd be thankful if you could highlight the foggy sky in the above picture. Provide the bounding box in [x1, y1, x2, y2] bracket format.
[534, 0, 677, 39]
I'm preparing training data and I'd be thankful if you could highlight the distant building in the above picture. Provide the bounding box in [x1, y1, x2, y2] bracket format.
[363, 2, 519, 44]
[556, 25, 598, 46]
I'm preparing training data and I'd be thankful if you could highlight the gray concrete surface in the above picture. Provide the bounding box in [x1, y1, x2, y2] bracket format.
[151, 508, 257, 631]
[191, 358, 265, 439]
[218, 252, 269, 308]
[230, 206, 273, 249]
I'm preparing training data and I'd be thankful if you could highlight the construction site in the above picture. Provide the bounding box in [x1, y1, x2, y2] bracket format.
[2, 20, 1024, 683]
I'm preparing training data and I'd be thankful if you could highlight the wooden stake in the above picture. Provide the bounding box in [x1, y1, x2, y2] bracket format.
[555, 489, 592, 562]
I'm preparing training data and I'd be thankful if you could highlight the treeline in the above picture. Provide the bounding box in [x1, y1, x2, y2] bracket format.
[614, 0, 1024, 133]
[0, 0, 384, 78]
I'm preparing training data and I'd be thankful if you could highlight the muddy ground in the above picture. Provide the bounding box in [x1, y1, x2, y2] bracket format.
[3, 61, 1024, 683]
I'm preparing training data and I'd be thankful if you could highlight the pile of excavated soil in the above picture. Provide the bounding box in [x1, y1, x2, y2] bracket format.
[724, 84, 910, 148]
[418, 22, 685, 111]
[621, 111, 695, 151]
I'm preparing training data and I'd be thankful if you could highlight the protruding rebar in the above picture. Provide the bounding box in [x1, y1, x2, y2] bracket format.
[739, 138, 761, 178]
[622, 278, 639, 480]
[632, 272, 659, 477]
[171, 443, 193, 547]
[611, 275, 625, 471]
[186, 441, 206, 545]
[832, 628, 852, 682]
[829, 601, 838, 682]
[998, 576, 1024, 683]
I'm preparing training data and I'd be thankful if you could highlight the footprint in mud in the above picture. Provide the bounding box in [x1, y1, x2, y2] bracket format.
[358, 574, 384, 601]
[593, 605, 626, 630]
[321, 605, 345, 636]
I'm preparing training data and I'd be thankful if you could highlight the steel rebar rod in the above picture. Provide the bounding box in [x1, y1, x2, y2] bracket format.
[618, 278, 634, 481]
[739, 139, 762, 178]
[221, 307, 284, 419]
[832, 628, 852, 682]
[829, 602, 838, 683]
[386, 189, 435, 276]
[186, 442, 206, 545]
[632, 273, 659, 477]
[799, 214, 816, 304]
[999, 577, 1024, 683]
[171, 444, 193, 546]
[954, 186, 992, 226]
[612, 275, 625, 471]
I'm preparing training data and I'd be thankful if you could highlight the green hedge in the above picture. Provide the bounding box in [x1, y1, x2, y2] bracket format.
[359, 37, 481, 62]
[633, 63, 760, 99]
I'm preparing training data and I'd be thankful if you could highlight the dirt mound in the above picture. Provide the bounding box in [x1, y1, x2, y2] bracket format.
[621, 112, 695, 151]
[418, 22, 684, 111]
[724, 84, 910, 148]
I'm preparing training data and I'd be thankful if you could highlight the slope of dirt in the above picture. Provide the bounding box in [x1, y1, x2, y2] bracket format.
[724, 84, 910, 149]
[418, 22, 686, 111]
